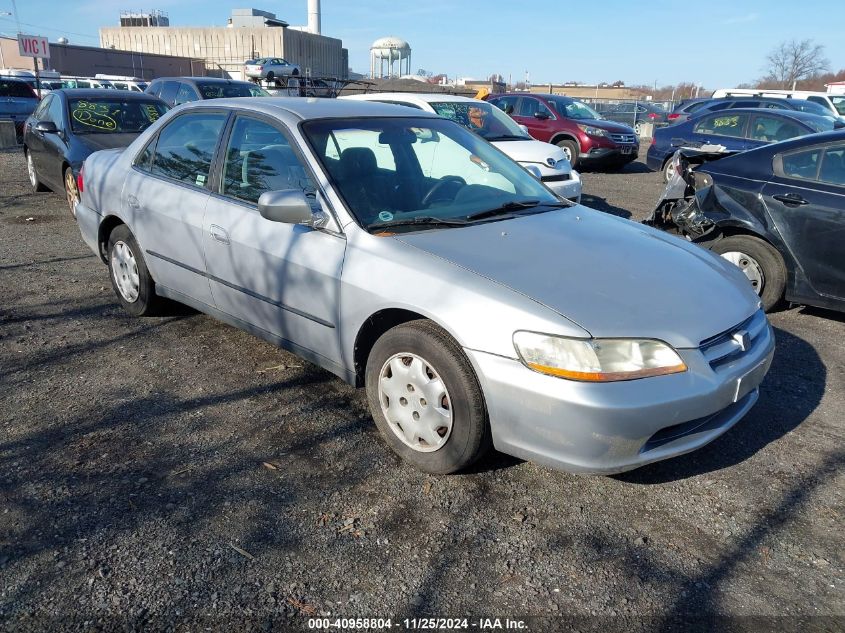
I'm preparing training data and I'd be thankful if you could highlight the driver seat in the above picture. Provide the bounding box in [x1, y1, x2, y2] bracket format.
[337, 148, 393, 220]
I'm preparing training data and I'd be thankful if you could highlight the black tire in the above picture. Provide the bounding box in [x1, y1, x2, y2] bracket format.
[266, 71, 275, 82]
[25, 149, 48, 192]
[556, 139, 580, 169]
[710, 235, 786, 312]
[365, 320, 491, 474]
[106, 224, 164, 317]
[292, 68, 300, 76]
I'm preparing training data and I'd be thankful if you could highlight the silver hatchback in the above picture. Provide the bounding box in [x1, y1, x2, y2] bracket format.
[74, 98, 774, 475]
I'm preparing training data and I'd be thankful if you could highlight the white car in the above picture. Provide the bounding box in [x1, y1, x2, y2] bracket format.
[342, 93, 582, 203]
[244, 57, 301, 82]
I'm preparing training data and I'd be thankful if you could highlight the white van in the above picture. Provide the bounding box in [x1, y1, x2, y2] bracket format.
[711, 88, 845, 119]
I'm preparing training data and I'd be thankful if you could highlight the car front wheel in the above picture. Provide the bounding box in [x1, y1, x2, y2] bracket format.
[365, 320, 491, 474]
[557, 139, 579, 169]
[26, 149, 48, 192]
[710, 235, 786, 311]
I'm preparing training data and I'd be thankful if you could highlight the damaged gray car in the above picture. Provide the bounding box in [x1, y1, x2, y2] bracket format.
[645, 131, 845, 313]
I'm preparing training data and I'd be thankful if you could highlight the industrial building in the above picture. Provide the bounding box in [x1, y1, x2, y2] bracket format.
[99, 4, 348, 80]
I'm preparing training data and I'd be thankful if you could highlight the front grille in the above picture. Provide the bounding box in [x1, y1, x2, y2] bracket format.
[609, 133, 637, 144]
[541, 173, 571, 182]
[699, 310, 768, 370]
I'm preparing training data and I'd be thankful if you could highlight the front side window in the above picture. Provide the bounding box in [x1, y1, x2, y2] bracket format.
[548, 97, 602, 120]
[33, 94, 52, 118]
[175, 83, 199, 106]
[47, 95, 65, 126]
[159, 81, 181, 104]
[748, 115, 804, 143]
[303, 117, 562, 232]
[491, 95, 518, 115]
[693, 113, 749, 138]
[68, 98, 168, 134]
[150, 112, 227, 187]
[221, 116, 317, 206]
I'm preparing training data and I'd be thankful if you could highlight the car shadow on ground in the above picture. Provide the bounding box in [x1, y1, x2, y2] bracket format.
[615, 327, 824, 485]
[579, 193, 632, 219]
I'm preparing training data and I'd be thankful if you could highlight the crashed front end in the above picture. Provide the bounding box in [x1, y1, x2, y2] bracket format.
[644, 147, 738, 241]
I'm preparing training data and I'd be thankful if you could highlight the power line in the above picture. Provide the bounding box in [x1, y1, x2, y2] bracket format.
[0, 17, 99, 41]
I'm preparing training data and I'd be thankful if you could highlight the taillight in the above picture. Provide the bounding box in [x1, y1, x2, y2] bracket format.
[77, 167, 84, 193]
[667, 113, 681, 121]
[648, 113, 659, 119]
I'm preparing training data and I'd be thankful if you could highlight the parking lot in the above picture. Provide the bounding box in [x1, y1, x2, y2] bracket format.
[1, 147, 843, 630]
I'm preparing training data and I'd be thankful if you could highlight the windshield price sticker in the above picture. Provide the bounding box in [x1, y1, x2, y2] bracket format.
[71, 102, 117, 131]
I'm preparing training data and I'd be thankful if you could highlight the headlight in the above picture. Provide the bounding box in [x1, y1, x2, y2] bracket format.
[577, 124, 607, 137]
[513, 332, 687, 382]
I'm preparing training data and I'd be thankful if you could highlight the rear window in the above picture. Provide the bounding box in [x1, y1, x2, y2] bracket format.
[68, 99, 169, 134]
[0, 80, 35, 98]
[195, 82, 268, 99]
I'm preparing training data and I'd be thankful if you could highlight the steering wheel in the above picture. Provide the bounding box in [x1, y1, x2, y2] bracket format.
[421, 176, 466, 207]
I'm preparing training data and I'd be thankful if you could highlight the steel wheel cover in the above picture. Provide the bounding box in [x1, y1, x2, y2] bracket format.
[720, 250, 764, 294]
[27, 153, 37, 187]
[65, 170, 79, 217]
[111, 240, 140, 302]
[378, 353, 453, 453]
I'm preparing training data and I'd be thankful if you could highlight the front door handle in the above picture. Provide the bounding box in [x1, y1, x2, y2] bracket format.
[127, 194, 140, 210]
[210, 224, 230, 245]
[772, 193, 808, 206]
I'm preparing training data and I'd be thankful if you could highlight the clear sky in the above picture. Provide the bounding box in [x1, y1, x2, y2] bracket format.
[1, 0, 843, 88]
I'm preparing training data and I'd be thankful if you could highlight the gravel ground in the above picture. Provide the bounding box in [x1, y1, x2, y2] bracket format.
[1, 148, 843, 632]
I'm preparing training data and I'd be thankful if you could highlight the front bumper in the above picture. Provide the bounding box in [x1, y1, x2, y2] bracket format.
[544, 169, 582, 203]
[465, 321, 774, 474]
[579, 145, 639, 165]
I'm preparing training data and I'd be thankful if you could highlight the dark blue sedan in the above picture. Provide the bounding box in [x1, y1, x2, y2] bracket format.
[647, 108, 838, 181]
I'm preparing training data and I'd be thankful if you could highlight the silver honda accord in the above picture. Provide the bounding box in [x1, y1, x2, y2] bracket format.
[74, 97, 774, 475]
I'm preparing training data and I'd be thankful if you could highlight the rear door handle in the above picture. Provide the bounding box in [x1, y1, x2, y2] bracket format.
[210, 224, 230, 245]
[127, 194, 140, 210]
[772, 193, 808, 206]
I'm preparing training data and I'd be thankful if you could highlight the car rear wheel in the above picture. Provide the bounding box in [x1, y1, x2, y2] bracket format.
[662, 157, 676, 183]
[26, 150, 48, 192]
[107, 224, 164, 317]
[365, 320, 491, 474]
[64, 167, 79, 217]
[710, 235, 786, 311]
[557, 139, 579, 169]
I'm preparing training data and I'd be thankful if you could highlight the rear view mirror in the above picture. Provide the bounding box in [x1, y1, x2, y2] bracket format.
[258, 190, 313, 224]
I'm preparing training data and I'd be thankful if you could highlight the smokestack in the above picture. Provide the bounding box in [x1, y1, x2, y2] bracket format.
[308, 0, 321, 34]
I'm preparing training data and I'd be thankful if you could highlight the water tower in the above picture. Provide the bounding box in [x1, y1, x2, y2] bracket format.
[370, 37, 411, 79]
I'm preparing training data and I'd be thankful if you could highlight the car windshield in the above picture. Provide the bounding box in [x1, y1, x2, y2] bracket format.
[429, 101, 530, 141]
[831, 96, 845, 116]
[196, 82, 269, 98]
[547, 97, 602, 120]
[68, 99, 169, 134]
[0, 80, 35, 98]
[302, 117, 563, 233]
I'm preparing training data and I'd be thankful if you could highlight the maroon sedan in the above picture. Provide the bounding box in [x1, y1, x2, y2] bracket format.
[487, 92, 639, 169]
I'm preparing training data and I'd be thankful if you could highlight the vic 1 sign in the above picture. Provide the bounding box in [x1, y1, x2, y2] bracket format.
[18, 34, 51, 59]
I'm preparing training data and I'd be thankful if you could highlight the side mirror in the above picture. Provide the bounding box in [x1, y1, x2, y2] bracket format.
[257, 190, 313, 224]
[35, 121, 58, 134]
[534, 112, 550, 120]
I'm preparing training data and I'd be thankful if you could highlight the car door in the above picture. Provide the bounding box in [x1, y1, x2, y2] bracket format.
[122, 109, 229, 307]
[763, 143, 845, 300]
[689, 112, 751, 150]
[202, 113, 346, 368]
[39, 93, 69, 188]
[512, 96, 556, 142]
[25, 93, 52, 174]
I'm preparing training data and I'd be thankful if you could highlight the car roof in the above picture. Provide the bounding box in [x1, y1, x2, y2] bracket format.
[177, 96, 441, 121]
[153, 77, 256, 86]
[690, 107, 830, 124]
[53, 89, 164, 100]
[346, 93, 480, 105]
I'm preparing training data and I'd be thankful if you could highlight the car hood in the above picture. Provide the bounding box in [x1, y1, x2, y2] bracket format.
[393, 208, 759, 348]
[578, 118, 636, 134]
[76, 133, 141, 153]
[491, 139, 571, 173]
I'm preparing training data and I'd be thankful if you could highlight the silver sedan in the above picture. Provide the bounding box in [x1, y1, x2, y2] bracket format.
[243, 57, 301, 81]
[74, 98, 774, 475]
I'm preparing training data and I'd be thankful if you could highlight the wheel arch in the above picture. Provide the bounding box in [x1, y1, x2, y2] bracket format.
[550, 132, 579, 147]
[97, 215, 127, 263]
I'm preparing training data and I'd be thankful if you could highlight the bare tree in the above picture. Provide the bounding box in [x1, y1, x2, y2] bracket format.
[764, 39, 829, 89]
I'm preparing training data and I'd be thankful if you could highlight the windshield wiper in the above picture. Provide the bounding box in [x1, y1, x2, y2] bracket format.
[484, 134, 530, 141]
[465, 199, 569, 222]
[368, 216, 469, 231]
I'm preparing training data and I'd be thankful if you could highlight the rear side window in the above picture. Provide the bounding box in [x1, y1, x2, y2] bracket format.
[491, 96, 518, 115]
[819, 147, 845, 186]
[0, 79, 35, 98]
[159, 81, 181, 105]
[516, 98, 552, 118]
[150, 112, 227, 187]
[749, 115, 804, 142]
[693, 113, 749, 138]
[781, 148, 822, 180]
[147, 81, 162, 97]
[174, 83, 199, 106]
